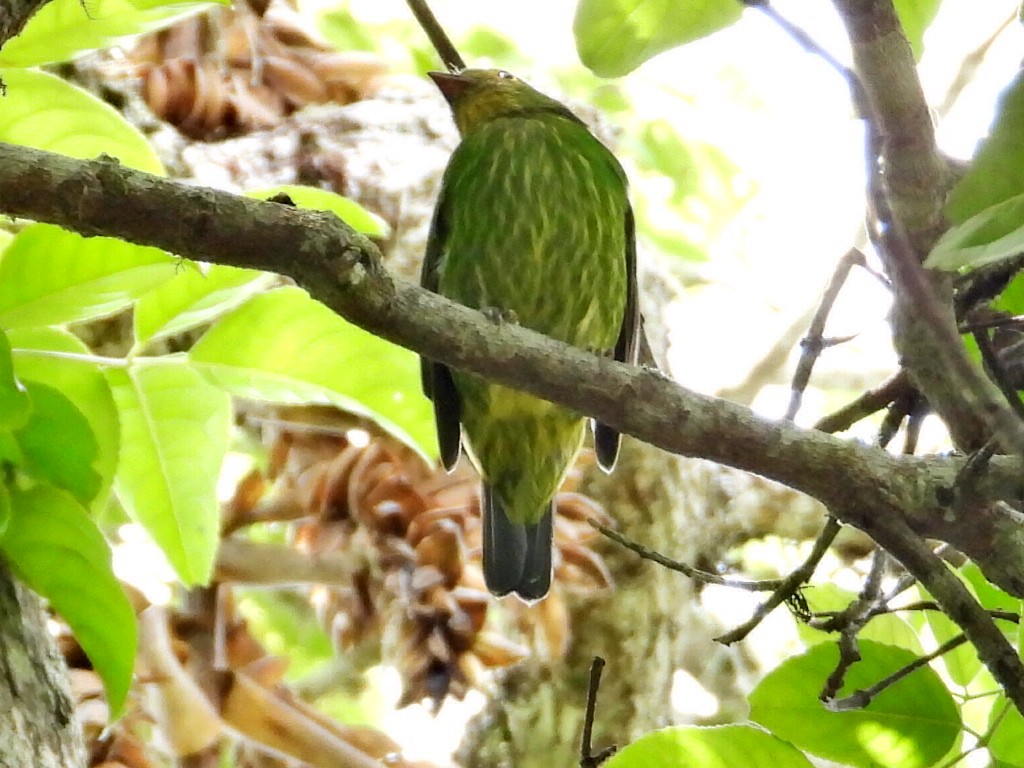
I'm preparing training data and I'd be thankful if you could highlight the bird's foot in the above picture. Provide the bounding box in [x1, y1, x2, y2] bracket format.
[481, 306, 519, 325]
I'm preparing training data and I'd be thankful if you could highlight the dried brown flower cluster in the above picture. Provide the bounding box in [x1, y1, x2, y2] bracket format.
[59, 405, 613, 767]
[128, 0, 388, 139]
[233, 405, 614, 709]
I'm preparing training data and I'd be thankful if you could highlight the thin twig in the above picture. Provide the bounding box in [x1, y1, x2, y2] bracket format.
[589, 519, 783, 591]
[716, 517, 842, 644]
[974, 327, 1024, 423]
[881, 543, 954, 607]
[786, 249, 867, 420]
[404, 0, 465, 71]
[824, 634, 969, 711]
[901, 401, 928, 455]
[960, 314, 1024, 334]
[818, 549, 889, 701]
[580, 657, 617, 768]
[876, 386, 926, 450]
[814, 600, 1021, 624]
[813, 371, 909, 434]
[741, 0, 853, 85]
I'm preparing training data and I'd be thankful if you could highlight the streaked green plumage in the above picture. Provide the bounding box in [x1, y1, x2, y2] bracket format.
[421, 69, 638, 600]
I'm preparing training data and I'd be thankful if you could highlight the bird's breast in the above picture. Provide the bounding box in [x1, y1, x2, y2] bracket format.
[437, 117, 628, 350]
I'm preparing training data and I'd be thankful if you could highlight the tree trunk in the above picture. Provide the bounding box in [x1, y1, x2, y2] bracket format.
[0, 560, 86, 768]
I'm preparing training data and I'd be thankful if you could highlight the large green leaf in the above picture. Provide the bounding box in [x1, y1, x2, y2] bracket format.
[188, 287, 435, 459]
[989, 698, 1024, 766]
[133, 264, 277, 347]
[0, 68, 163, 174]
[107, 358, 231, 585]
[0, 330, 31, 430]
[606, 725, 814, 768]
[925, 193, 1024, 271]
[946, 70, 1024, 225]
[894, 0, 941, 60]
[0, 484, 136, 715]
[14, 381, 100, 503]
[0, 0, 223, 67]
[574, 0, 743, 77]
[749, 640, 960, 768]
[247, 186, 389, 237]
[0, 223, 178, 327]
[9, 327, 120, 510]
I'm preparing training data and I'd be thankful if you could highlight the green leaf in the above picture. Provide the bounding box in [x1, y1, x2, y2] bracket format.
[605, 724, 814, 768]
[946, 70, 1024, 224]
[0, 0, 225, 67]
[9, 327, 120, 510]
[13, 381, 101, 503]
[961, 560, 1022, 615]
[0, 484, 136, 715]
[247, 186, 389, 237]
[107, 358, 231, 585]
[189, 287, 436, 459]
[989, 698, 1024, 766]
[574, 0, 743, 77]
[134, 264, 277, 346]
[0, 482, 9, 536]
[0, 330, 31, 429]
[0, 432, 23, 468]
[893, 0, 941, 60]
[0, 69, 163, 173]
[749, 640, 961, 768]
[920, 608, 981, 688]
[0, 223, 178, 327]
[929, 563, 1019, 686]
[995, 271, 1024, 316]
[902, 566, 1019, 689]
[925, 193, 1024, 271]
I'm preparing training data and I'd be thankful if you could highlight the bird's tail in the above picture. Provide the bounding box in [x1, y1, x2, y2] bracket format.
[481, 484, 552, 601]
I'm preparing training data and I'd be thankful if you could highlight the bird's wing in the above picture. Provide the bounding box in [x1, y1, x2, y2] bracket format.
[617, 205, 641, 367]
[593, 204, 640, 471]
[420, 197, 463, 472]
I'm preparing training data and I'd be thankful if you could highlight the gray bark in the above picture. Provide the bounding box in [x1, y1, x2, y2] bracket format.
[0, 561, 86, 768]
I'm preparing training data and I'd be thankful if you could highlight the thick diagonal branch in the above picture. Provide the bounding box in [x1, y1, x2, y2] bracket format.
[2, 142, 1024, 710]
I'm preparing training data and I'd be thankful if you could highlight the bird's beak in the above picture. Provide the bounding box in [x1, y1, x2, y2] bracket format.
[428, 71, 472, 104]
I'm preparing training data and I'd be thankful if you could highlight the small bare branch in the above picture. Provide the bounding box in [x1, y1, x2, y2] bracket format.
[580, 657, 617, 768]
[405, 0, 465, 72]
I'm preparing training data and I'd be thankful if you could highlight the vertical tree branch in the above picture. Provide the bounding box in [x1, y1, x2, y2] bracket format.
[0, 561, 86, 768]
[832, 0, 1024, 453]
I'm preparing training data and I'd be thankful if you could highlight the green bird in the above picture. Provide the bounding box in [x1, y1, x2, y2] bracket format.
[421, 68, 639, 601]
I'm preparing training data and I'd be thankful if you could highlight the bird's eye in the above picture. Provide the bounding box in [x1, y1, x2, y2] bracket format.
[497, 70, 515, 80]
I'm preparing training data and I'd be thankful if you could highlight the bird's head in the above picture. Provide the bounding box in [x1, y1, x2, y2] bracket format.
[428, 68, 571, 135]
